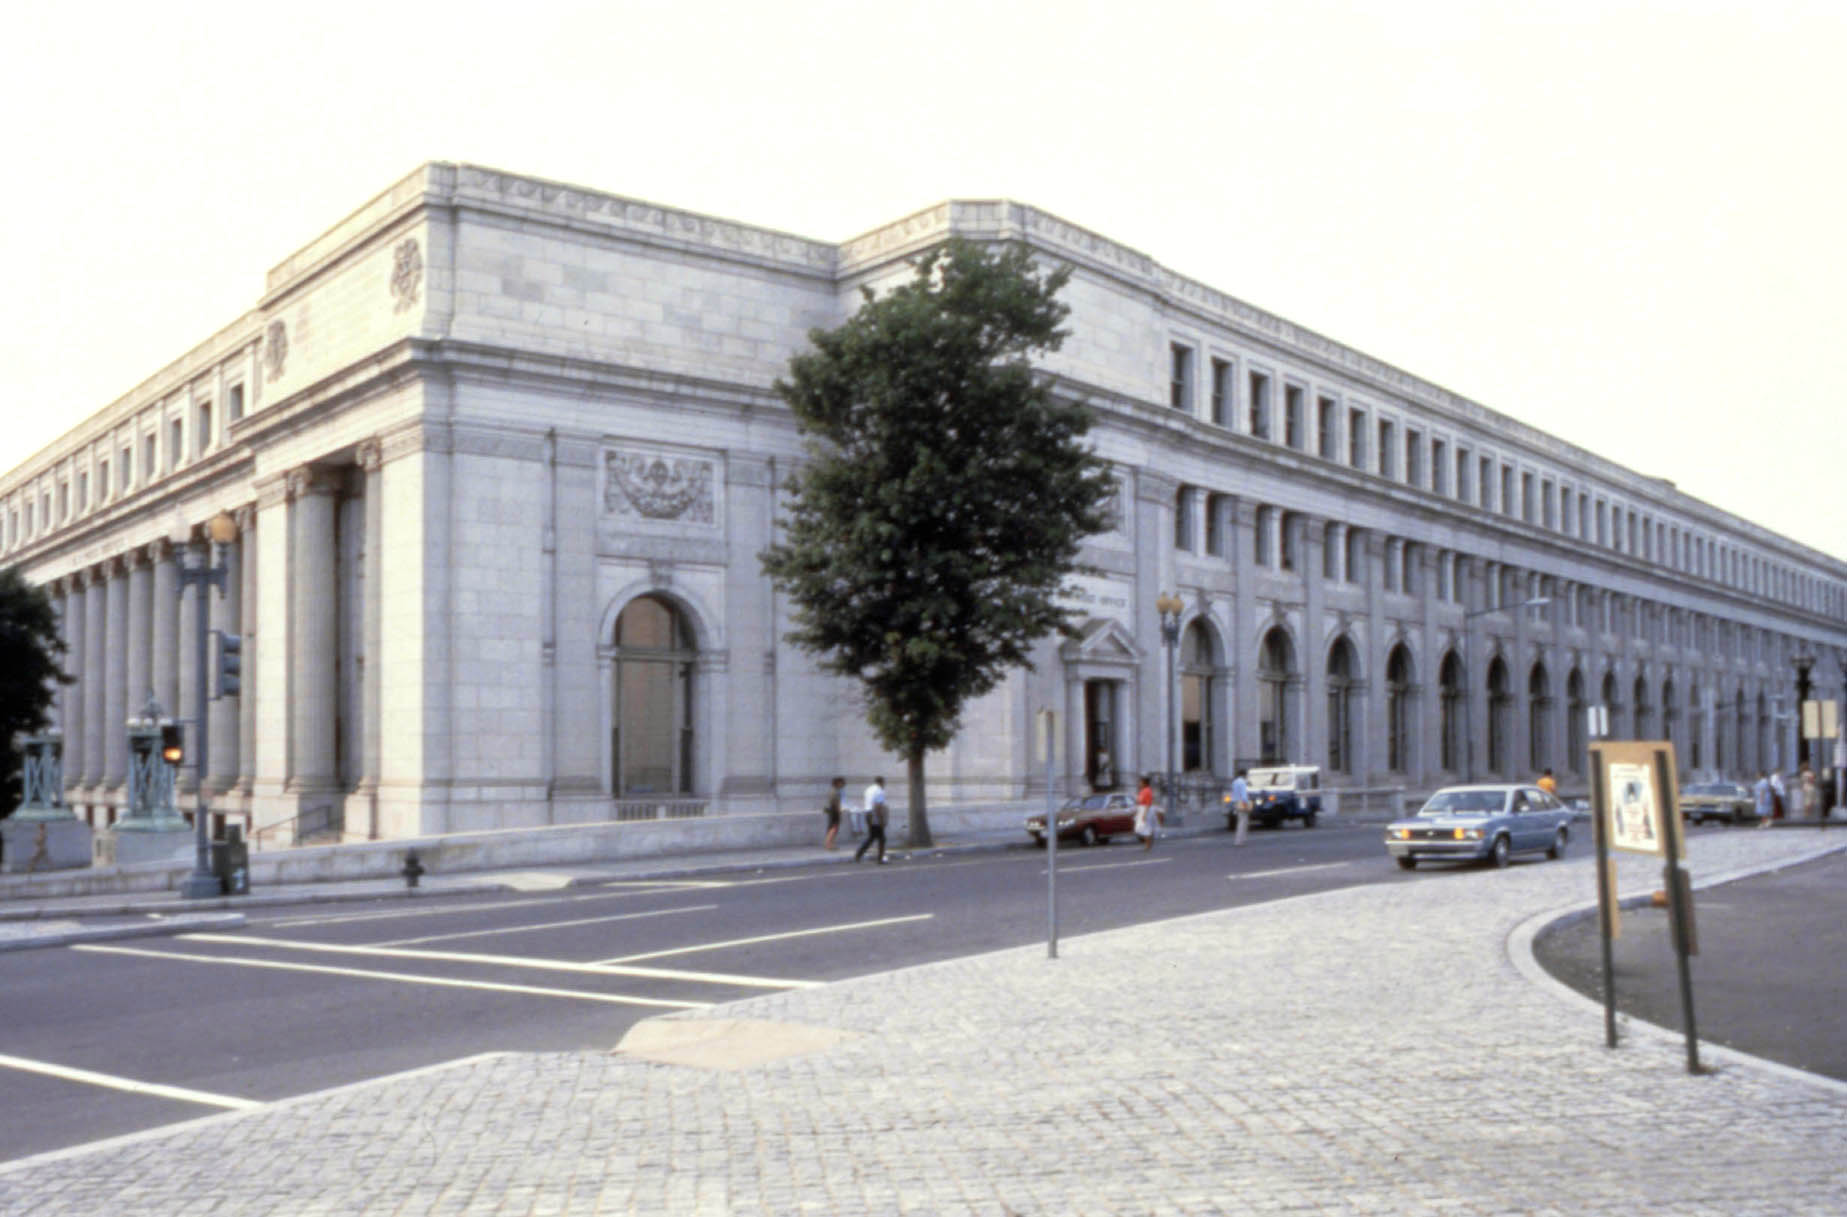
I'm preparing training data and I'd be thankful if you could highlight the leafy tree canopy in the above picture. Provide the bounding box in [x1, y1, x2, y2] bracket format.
[0, 567, 69, 815]
[761, 238, 1114, 843]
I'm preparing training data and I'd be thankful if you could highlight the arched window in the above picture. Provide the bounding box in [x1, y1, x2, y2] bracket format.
[1662, 678, 1679, 760]
[1487, 657, 1512, 775]
[1736, 690, 1748, 772]
[1181, 622, 1216, 773]
[1439, 651, 1464, 772]
[1258, 627, 1295, 764]
[1633, 673, 1653, 739]
[1326, 636, 1357, 774]
[612, 595, 696, 796]
[1566, 669, 1586, 774]
[1528, 662, 1551, 771]
[1602, 671, 1623, 739]
[1687, 682, 1702, 771]
[1386, 644, 1415, 773]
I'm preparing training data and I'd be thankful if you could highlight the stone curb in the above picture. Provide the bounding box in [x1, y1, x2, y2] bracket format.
[0, 911, 248, 953]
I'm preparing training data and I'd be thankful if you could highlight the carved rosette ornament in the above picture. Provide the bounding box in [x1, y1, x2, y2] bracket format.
[264, 320, 288, 381]
[389, 239, 422, 312]
[604, 450, 715, 524]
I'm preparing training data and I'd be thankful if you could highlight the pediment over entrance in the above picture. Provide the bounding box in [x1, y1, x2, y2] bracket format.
[1060, 617, 1143, 666]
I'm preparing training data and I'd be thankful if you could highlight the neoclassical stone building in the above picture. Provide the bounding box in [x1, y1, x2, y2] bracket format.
[5, 163, 1844, 842]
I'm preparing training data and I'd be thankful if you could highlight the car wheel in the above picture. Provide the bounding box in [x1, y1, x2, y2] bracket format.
[1303, 811, 1318, 829]
[1547, 827, 1567, 860]
[1081, 825, 1099, 847]
[1489, 835, 1511, 868]
[1395, 856, 1416, 870]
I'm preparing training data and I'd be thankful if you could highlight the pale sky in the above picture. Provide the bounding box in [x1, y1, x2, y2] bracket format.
[4, 0, 1843, 563]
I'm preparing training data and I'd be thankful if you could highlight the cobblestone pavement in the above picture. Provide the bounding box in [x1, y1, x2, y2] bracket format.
[3, 831, 1842, 1215]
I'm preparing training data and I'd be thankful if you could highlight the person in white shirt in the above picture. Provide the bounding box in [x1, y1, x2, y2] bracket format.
[857, 777, 889, 864]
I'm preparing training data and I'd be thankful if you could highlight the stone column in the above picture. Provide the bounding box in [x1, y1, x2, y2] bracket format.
[290, 466, 342, 794]
[1461, 557, 1485, 782]
[207, 530, 241, 791]
[82, 566, 106, 789]
[60, 579, 85, 798]
[1513, 572, 1533, 776]
[1231, 499, 1257, 767]
[355, 443, 385, 813]
[1134, 471, 1177, 780]
[1417, 548, 1441, 787]
[236, 506, 258, 794]
[717, 451, 773, 803]
[176, 539, 205, 794]
[150, 539, 179, 720]
[1301, 518, 1326, 772]
[102, 558, 129, 792]
[126, 549, 153, 717]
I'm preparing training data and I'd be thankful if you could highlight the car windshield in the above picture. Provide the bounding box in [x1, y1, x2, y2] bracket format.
[1248, 768, 1294, 790]
[1418, 789, 1504, 815]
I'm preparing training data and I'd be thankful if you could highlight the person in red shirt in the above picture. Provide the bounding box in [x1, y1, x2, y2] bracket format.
[1135, 774, 1158, 850]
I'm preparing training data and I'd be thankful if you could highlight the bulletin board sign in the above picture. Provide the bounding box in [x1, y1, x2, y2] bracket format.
[1593, 740, 1684, 859]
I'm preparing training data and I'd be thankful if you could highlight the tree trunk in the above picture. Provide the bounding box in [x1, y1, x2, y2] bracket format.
[905, 750, 933, 847]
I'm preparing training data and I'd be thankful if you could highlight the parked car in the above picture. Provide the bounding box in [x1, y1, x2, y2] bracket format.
[1026, 792, 1137, 847]
[1383, 784, 1574, 869]
[1680, 781, 1756, 826]
[1230, 765, 1323, 830]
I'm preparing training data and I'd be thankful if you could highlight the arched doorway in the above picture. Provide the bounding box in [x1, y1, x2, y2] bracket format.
[1386, 644, 1415, 774]
[1487, 657, 1511, 775]
[1257, 627, 1295, 764]
[1439, 651, 1464, 772]
[1528, 662, 1552, 772]
[1566, 668, 1586, 775]
[1326, 636, 1358, 774]
[611, 595, 696, 795]
[1181, 621, 1216, 774]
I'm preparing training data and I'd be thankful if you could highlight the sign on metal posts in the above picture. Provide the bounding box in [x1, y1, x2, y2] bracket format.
[1037, 709, 1060, 959]
[1589, 739, 1700, 1073]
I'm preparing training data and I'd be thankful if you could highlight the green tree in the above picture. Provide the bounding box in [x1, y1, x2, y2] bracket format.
[761, 238, 1115, 846]
[0, 567, 69, 814]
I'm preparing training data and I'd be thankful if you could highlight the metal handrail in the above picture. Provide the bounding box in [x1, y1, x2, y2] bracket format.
[249, 801, 344, 849]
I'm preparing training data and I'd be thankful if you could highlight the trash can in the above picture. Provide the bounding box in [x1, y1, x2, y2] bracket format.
[211, 825, 250, 896]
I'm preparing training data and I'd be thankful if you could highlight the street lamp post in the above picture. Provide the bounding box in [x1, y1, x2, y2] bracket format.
[1462, 595, 1550, 783]
[176, 511, 239, 901]
[1156, 592, 1185, 828]
[1792, 651, 1815, 770]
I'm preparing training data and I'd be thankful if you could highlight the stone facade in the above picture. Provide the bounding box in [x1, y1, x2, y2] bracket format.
[4, 163, 1844, 842]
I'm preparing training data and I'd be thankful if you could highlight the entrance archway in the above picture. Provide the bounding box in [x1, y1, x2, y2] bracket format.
[611, 595, 696, 795]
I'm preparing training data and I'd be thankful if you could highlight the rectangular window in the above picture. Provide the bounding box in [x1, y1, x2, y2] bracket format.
[1596, 501, 1608, 546]
[169, 418, 183, 470]
[97, 460, 109, 502]
[1479, 456, 1493, 509]
[1169, 344, 1193, 411]
[1279, 513, 1297, 572]
[1348, 409, 1366, 469]
[1432, 440, 1448, 495]
[1378, 420, 1395, 479]
[1455, 447, 1470, 500]
[1521, 472, 1535, 523]
[228, 383, 245, 421]
[1204, 494, 1224, 556]
[77, 473, 88, 512]
[120, 446, 131, 492]
[1283, 384, 1304, 449]
[1173, 490, 1193, 548]
[144, 435, 157, 484]
[1209, 358, 1231, 426]
[1406, 429, 1423, 487]
[1316, 396, 1337, 459]
[1501, 464, 1515, 516]
[1579, 492, 1590, 540]
[58, 482, 68, 521]
[198, 401, 213, 453]
[1248, 371, 1271, 439]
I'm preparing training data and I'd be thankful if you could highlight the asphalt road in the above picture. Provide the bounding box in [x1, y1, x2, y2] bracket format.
[1, 819, 1446, 1163]
[1533, 839, 1847, 1083]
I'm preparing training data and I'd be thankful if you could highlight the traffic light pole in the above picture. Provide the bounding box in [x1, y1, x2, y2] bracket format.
[177, 545, 228, 901]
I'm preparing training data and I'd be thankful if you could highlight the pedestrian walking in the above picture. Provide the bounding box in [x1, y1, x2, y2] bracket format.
[1798, 766, 1818, 823]
[822, 776, 845, 850]
[1771, 770, 1788, 820]
[1754, 770, 1775, 829]
[1134, 774, 1159, 850]
[855, 776, 889, 864]
[1229, 767, 1252, 846]
[1537, 767, 1558, 795]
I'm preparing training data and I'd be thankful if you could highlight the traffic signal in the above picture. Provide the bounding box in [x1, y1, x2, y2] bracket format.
[160, 722, 185, 766]
[215, 630, 243, 699]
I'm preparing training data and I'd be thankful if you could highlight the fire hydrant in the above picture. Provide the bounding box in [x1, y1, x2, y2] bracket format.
[401, 849, 425, 889]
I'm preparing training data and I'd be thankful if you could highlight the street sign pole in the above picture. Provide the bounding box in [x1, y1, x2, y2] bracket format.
[1039, 709, 1060, 960]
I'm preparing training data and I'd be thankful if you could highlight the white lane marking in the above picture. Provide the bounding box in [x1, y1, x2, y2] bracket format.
[1039, 858, 1172, 875]
[0, 1051, 263, 1111]
[599, 878, 734, 890]
[176, 933, 820, 990]
[1232, 862, 1353, 880]
[72, 944, 711, 1009]
[598, 913, 934, 964]
[266, 885, 695, 929]
[371, 904, 718, 947]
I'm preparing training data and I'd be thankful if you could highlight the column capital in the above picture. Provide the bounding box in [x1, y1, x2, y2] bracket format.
[286, 465, 345, 501]
[355, 438, 385, 474]
[124, 546, 149, 571]
[233, 503, 257, 535]
[148, 536, 174, 564]
[99, 555, 126, 579]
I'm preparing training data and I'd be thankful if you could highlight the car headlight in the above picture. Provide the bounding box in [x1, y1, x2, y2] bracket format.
[1455, 828, 1482, 840]
[1056, 816, 1075, 827]
[1387, 827, 1409, 840]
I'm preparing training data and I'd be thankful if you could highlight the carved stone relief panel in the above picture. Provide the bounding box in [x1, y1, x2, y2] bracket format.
[390, 238, 423, 312]
[602, 446, 720, 528]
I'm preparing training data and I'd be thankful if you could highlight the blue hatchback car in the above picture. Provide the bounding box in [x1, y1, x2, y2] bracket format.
[1384, 784, 1574, 870]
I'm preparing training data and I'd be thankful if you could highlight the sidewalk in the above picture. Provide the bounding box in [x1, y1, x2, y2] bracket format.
[3, 828, 1844, 1214]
